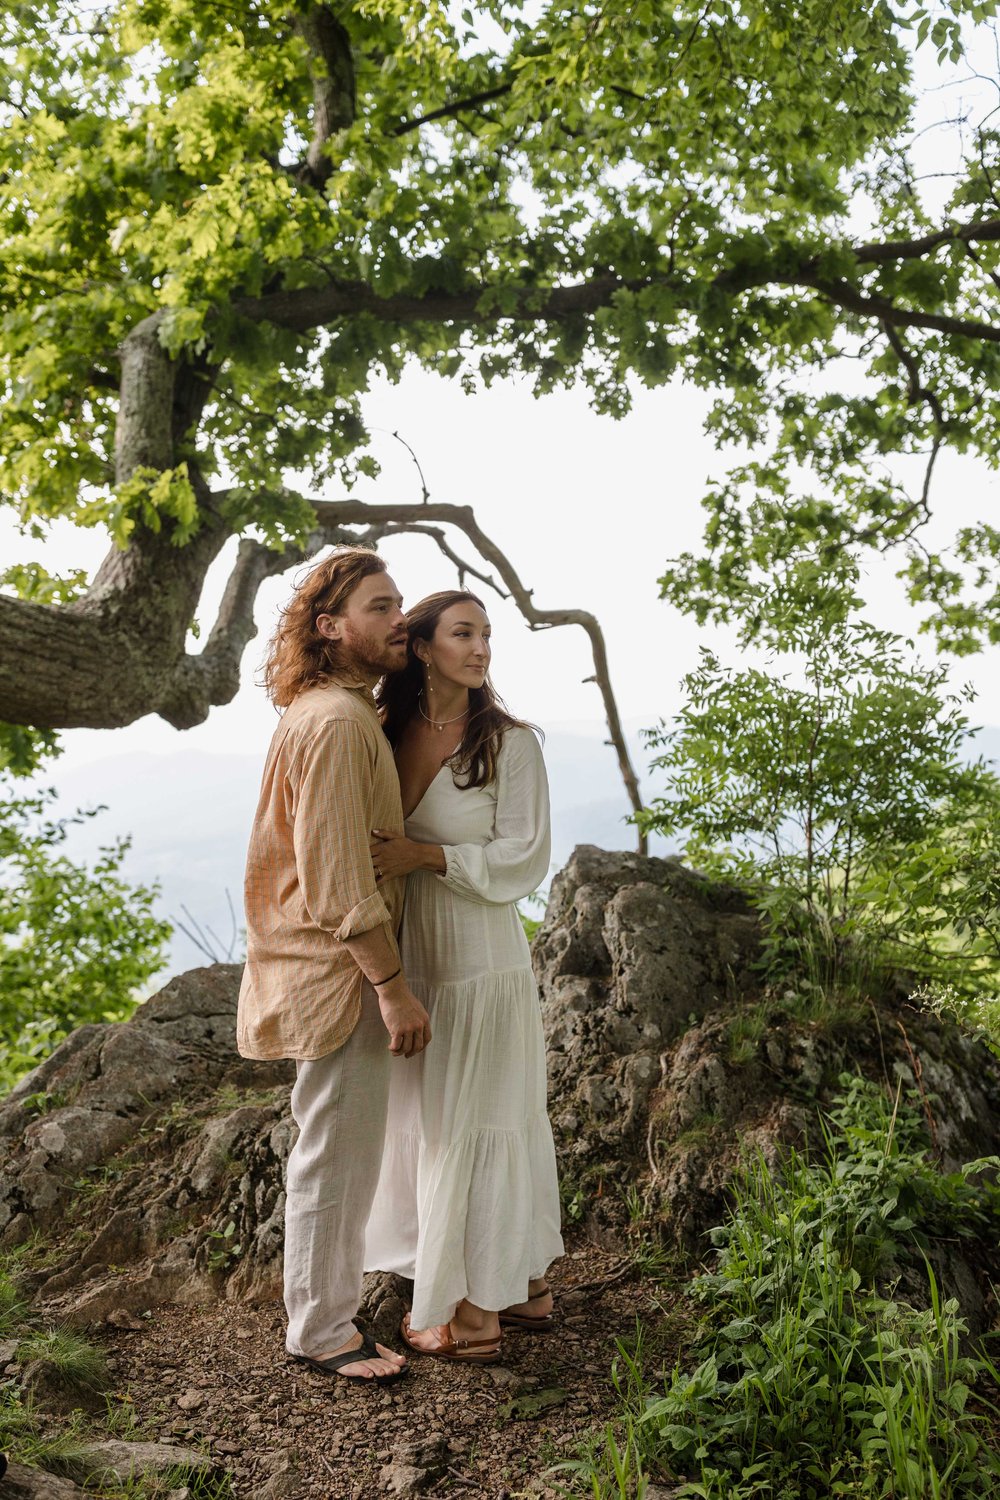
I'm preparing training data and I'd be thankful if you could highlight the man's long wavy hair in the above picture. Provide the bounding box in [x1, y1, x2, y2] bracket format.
[263, 546, 388, 708]
[377, 590, 537, 790]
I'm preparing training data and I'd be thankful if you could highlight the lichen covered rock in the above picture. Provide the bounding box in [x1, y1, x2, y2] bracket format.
[535, 846, 1000, 1270]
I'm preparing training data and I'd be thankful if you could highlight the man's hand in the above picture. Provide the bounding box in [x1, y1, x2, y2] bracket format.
[376, 975, 432, 1058]
[370, 830, 447, 881]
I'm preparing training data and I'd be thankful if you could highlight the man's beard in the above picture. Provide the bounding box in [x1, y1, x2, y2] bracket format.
[337, 626, 406, 679]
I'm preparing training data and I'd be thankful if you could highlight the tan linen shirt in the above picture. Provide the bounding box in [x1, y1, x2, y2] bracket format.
[236, 676, 404, 1061]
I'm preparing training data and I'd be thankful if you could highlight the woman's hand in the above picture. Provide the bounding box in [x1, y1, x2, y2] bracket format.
[370, 829, 434, 881]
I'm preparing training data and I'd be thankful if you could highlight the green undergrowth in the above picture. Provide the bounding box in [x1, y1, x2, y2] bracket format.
[562, 1076, 1000, 1500]
[916, 983, 1000, 1064]
[0, 1263, 234, 1496]
[723, 981, 871, 1068]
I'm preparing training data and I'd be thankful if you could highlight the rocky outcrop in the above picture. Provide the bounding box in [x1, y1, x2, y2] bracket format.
[1, 846, 998, 1331]
[536, 847, 759, 1154]
[0, 964, 293, 1318]
[535, 847, 1000, 1262]
[0, 1461, 90, 1498]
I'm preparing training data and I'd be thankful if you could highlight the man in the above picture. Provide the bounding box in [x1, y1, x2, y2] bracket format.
[238, 545, 430, 1384]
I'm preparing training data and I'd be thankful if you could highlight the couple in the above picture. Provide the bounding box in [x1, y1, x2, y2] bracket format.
[237, 545, 564, 1384]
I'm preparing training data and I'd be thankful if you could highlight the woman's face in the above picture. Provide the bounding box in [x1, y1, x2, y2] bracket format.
[418, 601, 492, 691]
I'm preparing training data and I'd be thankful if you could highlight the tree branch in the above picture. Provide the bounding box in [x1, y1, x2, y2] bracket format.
[801, 275, 1000, 343]
[392, 82, 512, 137]
[293, 3, 355, 187]
[160, 535, 316, 728]
[233, 271, 637, 330]
[852, 217, 1000, 265]
[881, 321, 947, 427]
[376, 521, 508, 597]
[235, 247, 1000, 346]
[2, 491, 644, 848]
[310, 497, 647, 850]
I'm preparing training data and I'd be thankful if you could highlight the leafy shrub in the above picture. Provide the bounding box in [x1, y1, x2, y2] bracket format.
[0, 781, 171, 1092]
[565, 1077, 1000, 1499]
[640, 607, 1000, 996]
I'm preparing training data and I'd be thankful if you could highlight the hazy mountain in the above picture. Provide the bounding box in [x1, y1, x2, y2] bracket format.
[44, 728, 671, 978]
[39, 719, 998, 982]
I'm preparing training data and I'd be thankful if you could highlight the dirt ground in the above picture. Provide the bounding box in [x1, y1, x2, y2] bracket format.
[91, 1236, 683, 1499]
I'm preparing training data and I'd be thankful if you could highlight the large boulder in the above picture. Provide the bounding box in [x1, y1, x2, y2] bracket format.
[0, 965, 293, 1318]
[535, 847, 1000, 1261]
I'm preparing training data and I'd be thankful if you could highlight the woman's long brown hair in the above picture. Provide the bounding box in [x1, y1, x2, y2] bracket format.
[263, 546, 387, 708]
[376, 590, 538, 789]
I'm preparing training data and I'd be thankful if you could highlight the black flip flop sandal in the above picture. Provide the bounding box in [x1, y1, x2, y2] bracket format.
[292, 1329, 408, 1385]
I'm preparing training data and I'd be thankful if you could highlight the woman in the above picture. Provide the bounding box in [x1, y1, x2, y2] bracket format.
[363, 590, 564, 1363]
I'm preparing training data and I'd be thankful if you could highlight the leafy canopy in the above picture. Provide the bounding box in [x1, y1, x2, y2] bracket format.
[2, 0, 999, 612]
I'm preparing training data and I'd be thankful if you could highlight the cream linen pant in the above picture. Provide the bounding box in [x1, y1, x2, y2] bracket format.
[283, 985, 391, 1358]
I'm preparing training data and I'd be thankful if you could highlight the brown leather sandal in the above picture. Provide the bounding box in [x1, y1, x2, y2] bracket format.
[498, 1283, 555, 1332]
[399, 1314, 502, 1365]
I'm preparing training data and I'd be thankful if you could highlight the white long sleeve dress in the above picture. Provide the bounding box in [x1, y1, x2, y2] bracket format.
[364, 726, 565, 1329]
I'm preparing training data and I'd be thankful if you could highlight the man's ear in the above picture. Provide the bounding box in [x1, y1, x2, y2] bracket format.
[315, 613, 341, 641]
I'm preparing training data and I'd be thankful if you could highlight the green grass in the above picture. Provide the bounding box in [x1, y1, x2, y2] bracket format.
[81, 1462, 235, 1499]
[0, 1270, 30, 1337]
[18, 1327, 109, 1393]
[561, 1076, 1000, 1500]
[0, 1390, 91, 1478]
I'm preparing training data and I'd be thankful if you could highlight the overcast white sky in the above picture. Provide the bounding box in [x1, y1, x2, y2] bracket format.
[2, 362, 997, 785]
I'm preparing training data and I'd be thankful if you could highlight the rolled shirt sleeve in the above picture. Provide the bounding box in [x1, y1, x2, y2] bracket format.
[291, 719, 398, 944]
[441, 727, 551, 905]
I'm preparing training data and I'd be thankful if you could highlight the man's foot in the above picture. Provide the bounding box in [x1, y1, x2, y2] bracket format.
[499, 1281, 554, 1331]
[293, 1328, 408, 1384]
[399, 1312, 502, 1365]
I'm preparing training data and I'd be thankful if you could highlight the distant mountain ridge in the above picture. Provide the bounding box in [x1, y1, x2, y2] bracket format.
[41, 721, 1000, 982]
[45, 727, 667, 978]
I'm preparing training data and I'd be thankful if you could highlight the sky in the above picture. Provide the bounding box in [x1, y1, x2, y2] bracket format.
[2, 364, 997, 791]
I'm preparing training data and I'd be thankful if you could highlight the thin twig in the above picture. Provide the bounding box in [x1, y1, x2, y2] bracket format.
[173, 904, 224, 964]
[385, 427, 430, 503]
[563, 1260, 634, 1295]
[446, 1468, 485, 1492]
[379, 520, 507, 597]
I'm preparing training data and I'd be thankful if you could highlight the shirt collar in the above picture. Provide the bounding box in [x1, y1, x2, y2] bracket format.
[325, 670, 379, 706]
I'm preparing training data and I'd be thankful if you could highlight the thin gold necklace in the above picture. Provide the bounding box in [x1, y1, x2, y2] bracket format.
[418, 693, 469, 733]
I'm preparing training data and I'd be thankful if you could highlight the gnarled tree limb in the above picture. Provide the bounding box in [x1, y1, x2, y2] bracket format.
[235, 243, 1000, 345]
[0, 491, 648, 850]
[311, 498, 646, 845]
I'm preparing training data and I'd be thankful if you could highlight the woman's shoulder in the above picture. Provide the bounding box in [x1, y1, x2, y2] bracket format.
[498, 722, 545, 769]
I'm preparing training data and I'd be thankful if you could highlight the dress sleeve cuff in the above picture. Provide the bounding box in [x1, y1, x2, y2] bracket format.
[440, 845, 464, 889]
[334, 890, 394, 940]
